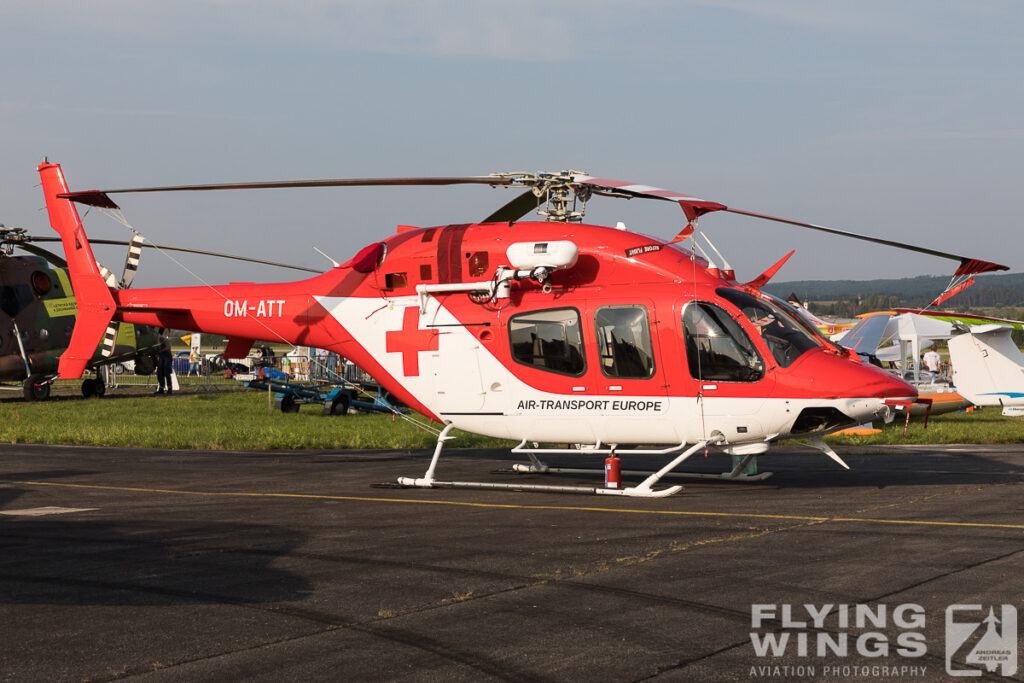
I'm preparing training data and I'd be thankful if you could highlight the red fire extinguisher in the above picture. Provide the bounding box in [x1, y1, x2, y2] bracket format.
[605, 453, 621, 489]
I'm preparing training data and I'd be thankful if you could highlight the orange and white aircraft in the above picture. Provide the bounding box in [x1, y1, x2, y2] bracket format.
[38, 162, 1008, 496]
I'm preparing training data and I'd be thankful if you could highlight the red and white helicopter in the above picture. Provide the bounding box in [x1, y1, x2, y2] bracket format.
[38, 161, 1008, 497]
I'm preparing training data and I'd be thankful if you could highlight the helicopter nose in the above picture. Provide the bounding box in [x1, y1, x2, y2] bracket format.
[836, 362, 918, 426]
[836, 357, 918, 401]
[775, 350, 917, 434]
[861, 366, 918, 400]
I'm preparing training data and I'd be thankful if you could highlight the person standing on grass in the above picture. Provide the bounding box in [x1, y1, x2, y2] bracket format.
[189, 346, 201, 376]
[156, 340, 173, 394]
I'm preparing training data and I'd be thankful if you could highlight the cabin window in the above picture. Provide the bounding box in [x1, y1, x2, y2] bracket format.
[716, 288, 820, 367]
[594, 305, 655, 379]
[384, 272, 408, 290]
[419, 264, 432, 281]
[682, 302, 764, 382]
[509, 307, 586, 376]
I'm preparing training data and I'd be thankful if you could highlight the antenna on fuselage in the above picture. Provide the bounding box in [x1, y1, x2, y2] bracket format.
[695, 231, 733, 274]
[313, 246, 340, 268]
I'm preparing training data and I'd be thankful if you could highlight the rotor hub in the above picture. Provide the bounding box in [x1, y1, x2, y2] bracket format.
[0, 225, 29, 256]
[488, 170, 592, 222]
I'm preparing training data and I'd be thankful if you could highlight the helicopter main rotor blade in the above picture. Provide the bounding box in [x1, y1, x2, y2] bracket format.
[481, 190, 539, 223]
[16, 243, 67, 268]
[52, 167, 1009, 276]
[26, 236, 321, 273]
[572, 176, 1008, 276]
[59, 176, 516, 209]
[723, 208, 1008, 276]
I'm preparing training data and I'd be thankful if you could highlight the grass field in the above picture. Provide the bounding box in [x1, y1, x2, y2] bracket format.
[0, 389, 1020, 450]
[822, 407, 1023, 446]
[0, 391, 512, 450]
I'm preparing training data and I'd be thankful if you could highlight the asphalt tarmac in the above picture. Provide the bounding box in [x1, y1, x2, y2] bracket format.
[1, 442, 1022, 682]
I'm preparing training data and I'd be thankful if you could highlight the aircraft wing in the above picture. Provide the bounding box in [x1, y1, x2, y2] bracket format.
[893, 308, 1024, 331]
[835, 313, 893, 355]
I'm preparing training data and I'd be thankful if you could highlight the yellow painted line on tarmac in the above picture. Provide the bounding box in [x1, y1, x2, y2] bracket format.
[9, 480, 1024, 531]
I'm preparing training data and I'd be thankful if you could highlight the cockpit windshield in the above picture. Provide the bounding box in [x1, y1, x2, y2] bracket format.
[762, 292, 845, 354]
[716, 288, 822, 367]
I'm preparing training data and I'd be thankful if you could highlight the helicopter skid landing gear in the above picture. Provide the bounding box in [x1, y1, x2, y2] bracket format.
[509, 452, 774, 483]
[395, 427, 711, 497]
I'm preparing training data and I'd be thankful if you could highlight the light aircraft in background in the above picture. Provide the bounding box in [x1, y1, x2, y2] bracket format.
[893, 308, 1024, 331]
[835, 312, 968, 416]
[37, 161, 1009, 496]
[949, 325, 1024, 412]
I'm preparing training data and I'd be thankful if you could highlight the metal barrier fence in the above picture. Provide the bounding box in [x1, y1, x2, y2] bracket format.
[102, 350, 377, 393]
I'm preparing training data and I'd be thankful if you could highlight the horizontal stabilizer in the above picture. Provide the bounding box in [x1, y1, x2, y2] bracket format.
[223, 337, 255, 359]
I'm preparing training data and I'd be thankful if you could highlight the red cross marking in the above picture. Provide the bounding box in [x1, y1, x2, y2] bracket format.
[385, 306, 439, 376]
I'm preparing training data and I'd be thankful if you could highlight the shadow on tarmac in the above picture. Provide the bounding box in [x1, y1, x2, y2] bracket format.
[0, 517, 312, 606]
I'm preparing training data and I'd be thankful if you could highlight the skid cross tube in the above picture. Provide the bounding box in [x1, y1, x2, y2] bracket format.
[509, 463, 773, 483]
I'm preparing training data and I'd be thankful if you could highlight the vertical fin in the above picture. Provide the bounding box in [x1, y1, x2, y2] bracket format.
[38, 161, 117, 378]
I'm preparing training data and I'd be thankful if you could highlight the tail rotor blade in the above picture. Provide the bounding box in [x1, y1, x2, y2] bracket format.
[96, 263, 118, 288]
[119, 233, 144, 289]
[101, 322, 119, 358]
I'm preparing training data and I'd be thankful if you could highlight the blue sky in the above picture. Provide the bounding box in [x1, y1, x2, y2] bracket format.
[1, 1, 1021, 287]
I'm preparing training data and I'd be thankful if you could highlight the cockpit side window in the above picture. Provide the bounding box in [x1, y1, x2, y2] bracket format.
[509, 307, 586, 376]
[682, 302, 765, 382]
[595, 305, 655, 379]
[716, 288, 821, 368]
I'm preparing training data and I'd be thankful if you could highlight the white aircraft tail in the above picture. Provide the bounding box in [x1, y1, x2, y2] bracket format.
[948, 325, 1024, 407]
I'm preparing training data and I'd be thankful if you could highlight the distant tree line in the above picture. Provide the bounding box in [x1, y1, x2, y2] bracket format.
[767, 272, 1024, 312]
[766, 272, 1024, 345]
